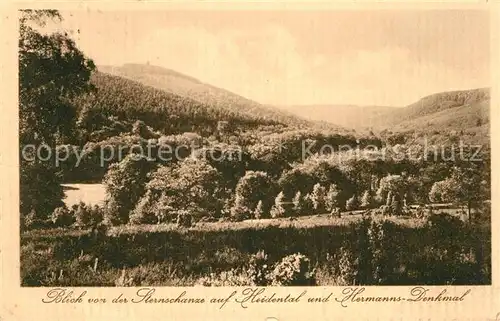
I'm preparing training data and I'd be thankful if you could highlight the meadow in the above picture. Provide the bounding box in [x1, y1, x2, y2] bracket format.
[21, 206, 491, 287]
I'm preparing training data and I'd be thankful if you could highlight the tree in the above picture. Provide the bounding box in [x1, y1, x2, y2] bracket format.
[19, 10, 95, 220]
[385, 191, 393, 206]
[325, 184, 340, 212]
[391, 195, 403, 216]
[103, 154, 155, 225]
[254, 200, 264, 219]
[270, 191, 287, 218]
[376, 174, 408, 205]
[429, 165, 486, 220]
[19, 10, 95, 145]
[310, 183, 326, 213]
[232, 171, 275, 220]
[148, 158, 224, 221]
[360, 190, 375, 209]
[292, 191, 304, 216]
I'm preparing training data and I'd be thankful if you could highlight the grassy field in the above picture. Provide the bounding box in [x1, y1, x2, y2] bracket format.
[30, 183, 486, 286]
[21, 211, 490, 286]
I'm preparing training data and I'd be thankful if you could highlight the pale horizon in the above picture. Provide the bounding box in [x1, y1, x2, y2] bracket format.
[47, 9, 489, 107]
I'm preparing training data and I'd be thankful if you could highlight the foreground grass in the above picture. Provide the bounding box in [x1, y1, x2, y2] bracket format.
[20, 210, 490, 287]
[22, 212, 425, 240]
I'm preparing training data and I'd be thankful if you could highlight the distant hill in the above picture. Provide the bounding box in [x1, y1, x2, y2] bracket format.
[376, 88, 490, 128]
[279, 88, 490, 139]
[98, 64, 344, 131]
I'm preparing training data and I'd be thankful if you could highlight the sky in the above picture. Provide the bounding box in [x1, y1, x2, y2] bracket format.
[51, 9, 489, 106]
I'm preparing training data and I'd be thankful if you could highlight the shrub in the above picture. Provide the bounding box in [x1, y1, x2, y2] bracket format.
[391, 195, 403, 216]
[50, 206, 75, 227]
[20, 161, 65, 221]
[73, 202, 103, 228]
[269, 253, 316, 286]
[247, 250, 272, 286]
[129, 190, 158, 224]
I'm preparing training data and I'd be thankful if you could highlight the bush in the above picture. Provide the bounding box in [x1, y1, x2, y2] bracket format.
[230, 194, 251, 221]
[269, 253, 316, 286]
[247, 250, 272, 286]
[50, 206, 75, 227]
[73, 202, 103, 228]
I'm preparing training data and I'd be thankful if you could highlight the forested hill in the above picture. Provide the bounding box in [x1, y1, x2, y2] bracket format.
[276, 88, 490, 145]
[98, 63, 332, 130]
[377, 87, 490, 127]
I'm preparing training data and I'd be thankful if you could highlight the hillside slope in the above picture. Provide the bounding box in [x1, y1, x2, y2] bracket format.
[278, 88, 490, 138]
[98, 64, 324, 129]
[74, 71, 284, 137]
[378, 88, 490, 127]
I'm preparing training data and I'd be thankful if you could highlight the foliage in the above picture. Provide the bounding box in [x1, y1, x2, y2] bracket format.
[428, 165, 487, 219]
[254, 200, 264, 219]
[247, 250, 272, 286]
[19, 9, 95, 145]
[231, 171, 274, 220]
[325, 247, 358, 286]
[292, 191, 304, 216]
[360, 190, 375, 209]
[345, 195, 359, 211]
[20, 162, 65, 220]
[376, 174, 409, 204]
[310, 183, 326, 213]
[269, 253, 316, 286]
[103, 154, 155, 225]
[50, 206, 74, 227]
[270, 191, 288, 218]
[325, 184, 341, 212]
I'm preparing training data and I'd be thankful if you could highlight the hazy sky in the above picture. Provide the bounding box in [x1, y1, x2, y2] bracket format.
[53, 10, 489, 106]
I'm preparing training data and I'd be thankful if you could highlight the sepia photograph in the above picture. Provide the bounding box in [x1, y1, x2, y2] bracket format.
[18, 8, 491, 288]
